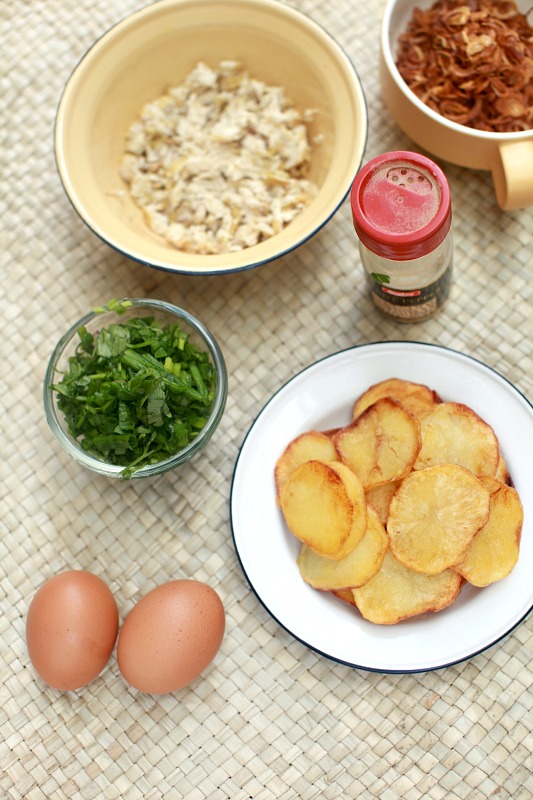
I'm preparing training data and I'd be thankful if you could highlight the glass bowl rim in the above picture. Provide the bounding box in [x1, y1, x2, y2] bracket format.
[43, 298, 228, 478]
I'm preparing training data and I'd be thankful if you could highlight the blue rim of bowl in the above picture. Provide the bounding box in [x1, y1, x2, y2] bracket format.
[53, 0, 368, 276]
[43, 298, 228, 478]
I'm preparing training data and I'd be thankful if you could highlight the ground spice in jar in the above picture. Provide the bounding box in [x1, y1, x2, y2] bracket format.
[350, 151, 453, 323]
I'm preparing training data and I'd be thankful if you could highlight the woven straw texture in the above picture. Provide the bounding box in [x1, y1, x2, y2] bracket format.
[1, 1, 532, 798]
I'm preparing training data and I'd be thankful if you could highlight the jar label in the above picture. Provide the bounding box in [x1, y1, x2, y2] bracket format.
[368, 266, 452, 322]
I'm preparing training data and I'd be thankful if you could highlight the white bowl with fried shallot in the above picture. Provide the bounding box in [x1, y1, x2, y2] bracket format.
[380, 0, 533, 210]
[54, 0, 368, 275]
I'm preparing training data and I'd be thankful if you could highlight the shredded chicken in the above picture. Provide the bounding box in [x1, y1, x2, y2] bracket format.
[120, 61, 319, 254]
[396, 0, 533, 132]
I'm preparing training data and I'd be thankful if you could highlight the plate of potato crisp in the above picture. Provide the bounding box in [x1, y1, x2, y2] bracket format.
[230, 342, 533, 672]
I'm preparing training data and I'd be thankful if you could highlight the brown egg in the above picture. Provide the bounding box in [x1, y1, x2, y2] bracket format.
[117, 579, 225, 694]
[26, 570, 119, 691]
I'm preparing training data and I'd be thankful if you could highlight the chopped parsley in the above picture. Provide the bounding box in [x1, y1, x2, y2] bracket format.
[52, 303, 217, 478]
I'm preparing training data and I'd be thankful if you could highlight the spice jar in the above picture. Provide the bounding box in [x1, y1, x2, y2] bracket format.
[350, 151, 453, 322]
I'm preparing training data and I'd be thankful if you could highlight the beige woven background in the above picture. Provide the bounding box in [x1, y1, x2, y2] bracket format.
[1, 0, 532, 798]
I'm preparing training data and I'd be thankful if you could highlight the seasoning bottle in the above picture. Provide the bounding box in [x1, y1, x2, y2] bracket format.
[350, 151, 453, 322]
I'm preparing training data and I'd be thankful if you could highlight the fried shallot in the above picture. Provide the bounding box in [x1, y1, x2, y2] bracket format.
[396, 0, 533, 132]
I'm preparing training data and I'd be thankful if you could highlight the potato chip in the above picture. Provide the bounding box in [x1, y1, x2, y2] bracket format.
[297, 505, 388, 590]
[353, 378, 441, 421]
[335, 398, 421, 489]
[387, 465, 490, 574]
[414, 402, 499, 476]
[274, 430, 338, 500]
[352, 549, 462, 624]
[320, 427, 342, 439]
[495, 453, 510, 485]
[331, 588, 358, 607]
[279, 460, 367, 559]
[274, 375, 523, 626]
[366, 479, 401, 525]
[455, 477, 523, 587]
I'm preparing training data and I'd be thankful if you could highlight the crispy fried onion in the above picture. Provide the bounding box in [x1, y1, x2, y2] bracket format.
[396, 0, 533, 132]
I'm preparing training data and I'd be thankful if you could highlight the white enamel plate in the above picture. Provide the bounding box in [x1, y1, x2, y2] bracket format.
[230, 342, 533, 672]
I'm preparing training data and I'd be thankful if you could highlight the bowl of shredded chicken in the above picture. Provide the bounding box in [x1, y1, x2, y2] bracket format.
[55, 0, 368, 274]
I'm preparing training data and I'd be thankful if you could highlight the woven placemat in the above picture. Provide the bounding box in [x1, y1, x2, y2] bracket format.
[1, 1, 532, 798]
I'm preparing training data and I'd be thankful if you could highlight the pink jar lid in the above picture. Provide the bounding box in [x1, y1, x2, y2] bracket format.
[350, 151, 452, 261]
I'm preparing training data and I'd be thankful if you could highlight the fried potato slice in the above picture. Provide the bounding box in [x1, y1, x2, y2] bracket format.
[366, 479, 402, 526]
[274, 430, 338, 501]
[331, 588, 358, 607]
[334, 398, 421, 489]
[387, 465, 490, 574]
[279, 460, 367, 559]
[495, 453, 510, 485]
[297, 505, 389, 590]
[352, 549, 462, 624]
[414, 402, 499, 476]
[455, 477, 523, 587]
[353, 378, 441, 421]
[320, 427, 342, 439]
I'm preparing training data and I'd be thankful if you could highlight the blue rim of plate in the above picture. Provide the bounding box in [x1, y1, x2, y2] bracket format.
[229, 341, 533, 673]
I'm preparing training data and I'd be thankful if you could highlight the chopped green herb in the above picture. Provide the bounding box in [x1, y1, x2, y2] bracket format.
[52, 310, 216, 478]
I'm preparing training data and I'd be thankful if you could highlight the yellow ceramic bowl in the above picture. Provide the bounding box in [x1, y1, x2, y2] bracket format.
[380, 0, 533, 210]
[55, 0, 368, 274]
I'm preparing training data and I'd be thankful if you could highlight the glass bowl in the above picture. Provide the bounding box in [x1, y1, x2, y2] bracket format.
[43, 298, 228, 478]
